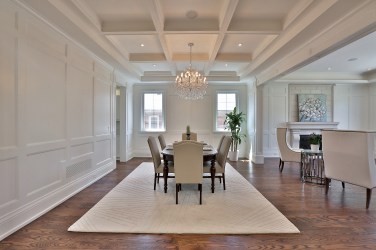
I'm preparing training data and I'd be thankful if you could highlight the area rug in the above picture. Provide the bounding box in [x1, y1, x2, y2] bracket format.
[68, 162, 299, 234]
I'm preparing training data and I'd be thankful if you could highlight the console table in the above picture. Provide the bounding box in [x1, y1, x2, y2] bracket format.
[301, 150, 325, 185]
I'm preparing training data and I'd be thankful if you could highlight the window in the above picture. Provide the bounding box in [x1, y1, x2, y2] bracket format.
[215, 92, 237, 131]
[142, 92, 165, 131]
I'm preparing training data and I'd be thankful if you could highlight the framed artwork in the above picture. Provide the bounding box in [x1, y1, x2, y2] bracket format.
[298, 94, 327, 122]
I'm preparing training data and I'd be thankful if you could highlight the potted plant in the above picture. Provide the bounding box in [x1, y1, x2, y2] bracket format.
[224, 107, 246, 161]
[309, 133, 321, 151]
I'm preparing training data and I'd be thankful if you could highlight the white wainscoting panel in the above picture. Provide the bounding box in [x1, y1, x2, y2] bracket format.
[0, 24, 17, 149]
[24, 148, 65, 198]
[0, 158, 18, 207]
[23, 43, 66, 144]
[0, 0, 116, 241]
[94, 78, 112, 136]
[67, 65, 94, 138]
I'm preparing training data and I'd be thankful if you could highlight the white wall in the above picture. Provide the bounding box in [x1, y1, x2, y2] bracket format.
[0, 0, 116, 240]
[131, 83, 249, 158]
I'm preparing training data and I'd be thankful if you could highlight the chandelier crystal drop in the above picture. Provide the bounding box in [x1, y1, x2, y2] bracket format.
[174, 43, 208, 100]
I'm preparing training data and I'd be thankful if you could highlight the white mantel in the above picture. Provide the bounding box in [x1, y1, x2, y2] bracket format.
[286, 122, 339, 148]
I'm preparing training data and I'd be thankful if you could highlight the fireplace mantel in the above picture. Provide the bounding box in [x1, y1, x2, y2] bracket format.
[286, 122, 339, 148]
[286, 122, 339, 130]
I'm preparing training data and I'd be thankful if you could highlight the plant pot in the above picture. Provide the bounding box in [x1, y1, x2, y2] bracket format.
[310, 144, 320, 152]
[228, 150, 239, 161]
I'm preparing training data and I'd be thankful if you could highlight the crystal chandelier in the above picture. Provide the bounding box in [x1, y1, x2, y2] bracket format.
[175, 43, 208, 100]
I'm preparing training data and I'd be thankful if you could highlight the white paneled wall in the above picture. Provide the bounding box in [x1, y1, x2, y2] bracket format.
[263, 82, 373, 157]
[334, 84, 369, 130]
[370, 84, 376, 130]
[262, 83, 289, 157]
[132, 84, 249, 158]
[0, 0, 116, 240]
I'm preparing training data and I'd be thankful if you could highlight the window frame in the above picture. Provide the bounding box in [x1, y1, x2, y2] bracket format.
[214, 91, 239, 132]
[141, 91, 166, 132]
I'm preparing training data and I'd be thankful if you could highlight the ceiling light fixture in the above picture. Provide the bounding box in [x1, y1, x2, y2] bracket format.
[140, 43, 145, 47]
[238, 43, 243, 47]
[174, 43, 208, 100]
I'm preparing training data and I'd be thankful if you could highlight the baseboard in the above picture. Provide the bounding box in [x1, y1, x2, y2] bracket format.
[0, 162, 115, 241]
[251, 154, 264, 164]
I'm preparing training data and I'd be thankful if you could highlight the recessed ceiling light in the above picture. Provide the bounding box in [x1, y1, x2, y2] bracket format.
[238, 43, 243, 47]
[153, 64, 157, 67]
[367, 68, 372, 71]
[348, 57, 358, 61]
[225, 63, 228, 67]
[327, 67, 332, 71]
[140, 43, 145, 47]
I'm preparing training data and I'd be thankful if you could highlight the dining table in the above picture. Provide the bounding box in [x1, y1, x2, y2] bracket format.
[161, 144, 218, 193]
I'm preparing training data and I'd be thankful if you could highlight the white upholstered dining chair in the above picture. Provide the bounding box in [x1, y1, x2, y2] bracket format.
[322, 129, 376, 209]
[217, 135, 225, 152]
[173, 140, 203, 204]
[276, 127, 302, 173]
[203, 136, 232, 190]
[147, 136, 174, 190]
[158, 134, 166, 150]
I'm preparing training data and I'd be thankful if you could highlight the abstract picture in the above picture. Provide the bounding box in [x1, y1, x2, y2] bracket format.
[298, 94, 327, 122]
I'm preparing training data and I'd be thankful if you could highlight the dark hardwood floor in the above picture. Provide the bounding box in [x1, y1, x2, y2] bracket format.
[2, 157, 376, 249]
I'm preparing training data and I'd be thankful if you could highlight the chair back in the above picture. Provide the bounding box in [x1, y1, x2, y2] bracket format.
[322, 130, 376, 188]
[147, 136, 161, 170]
[182, 132, 197, 141]
[158, 134, 166, 150]
[217, 136, 232, 168]
[173, 141, 203, 183]
[217, 135, 225, 152]
[276, 127, 300, 162]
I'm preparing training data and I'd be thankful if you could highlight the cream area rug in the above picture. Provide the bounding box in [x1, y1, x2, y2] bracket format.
[68, 162, 299, 234]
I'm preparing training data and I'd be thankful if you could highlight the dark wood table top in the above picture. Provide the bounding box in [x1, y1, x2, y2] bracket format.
[161, 144, 217, 157]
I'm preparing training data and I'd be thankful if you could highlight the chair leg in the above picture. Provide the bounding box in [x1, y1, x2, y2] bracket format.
[342, 182, 345, 189]
[279, 158, 281, 168]
[279, 161, 284, 172]
[366, 188, 372, 209]
[325, 178, 331, 194]
[222, 173, 226, 190]
[154, 173, 157, 190]
[176, 184, 179, 204]
[157, 173, 160, 183]
[199, 184, 202, 205]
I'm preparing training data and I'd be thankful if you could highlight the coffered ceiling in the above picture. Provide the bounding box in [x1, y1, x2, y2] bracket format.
[18, 0, 376, 84]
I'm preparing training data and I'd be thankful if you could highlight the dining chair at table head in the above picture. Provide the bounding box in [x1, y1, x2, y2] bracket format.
[147, 136, 174, 190]
[182, 132, 197, 141]
[204, 135, 232, 190]
[173, 140, 203, 204]
[158, 134, 166, 150]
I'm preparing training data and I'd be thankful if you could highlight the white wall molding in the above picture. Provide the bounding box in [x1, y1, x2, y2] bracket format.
[0, 162, 114, 241]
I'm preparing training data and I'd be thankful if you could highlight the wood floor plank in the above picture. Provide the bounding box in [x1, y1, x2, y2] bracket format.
[1, 157, 376, 249]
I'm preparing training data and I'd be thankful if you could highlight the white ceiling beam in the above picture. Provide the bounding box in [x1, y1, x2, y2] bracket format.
[204, 0, 239, 74]
[71, 0, 101, 31]
[144, 0, 177, 75]
[240, 0, 338, 79]
[283, 0, 314, 29]
[46, 0, 141, 76]
[255, 0, 376, 85]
